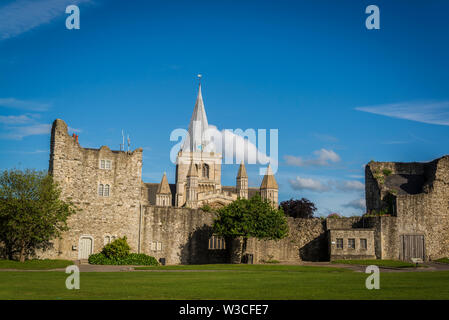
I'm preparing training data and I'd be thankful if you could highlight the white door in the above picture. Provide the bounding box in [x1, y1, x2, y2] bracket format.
[79, 236, 93, 259]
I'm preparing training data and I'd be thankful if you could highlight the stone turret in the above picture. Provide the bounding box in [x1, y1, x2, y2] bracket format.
[186, 162, 199, 208]
[260, 164, 278, 208]
[156, 173, 172, 207]
[236, 161, 248, 199]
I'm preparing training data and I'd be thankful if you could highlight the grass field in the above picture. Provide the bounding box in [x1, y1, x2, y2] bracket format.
[1, 265, 449, 299]
[332, 259, 416, 268]
[0, 259, 74, 270]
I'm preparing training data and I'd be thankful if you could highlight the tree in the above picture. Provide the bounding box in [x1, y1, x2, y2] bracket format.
[0, 169, 76, 262]
[213, 194, 288, 263]
[280, 198, 317, 219]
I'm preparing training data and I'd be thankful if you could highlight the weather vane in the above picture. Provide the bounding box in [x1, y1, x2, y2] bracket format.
[197, 73, 202, 85]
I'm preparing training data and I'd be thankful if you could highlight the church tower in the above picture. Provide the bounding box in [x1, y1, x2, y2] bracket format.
[185, 161, 199, 208]
[156, 173, 172, 207]
[175, 77, 222, 207]
[236, 161, 248, 199]
[260, 164, 278, 208]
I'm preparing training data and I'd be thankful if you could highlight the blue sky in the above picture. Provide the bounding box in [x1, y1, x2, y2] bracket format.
[1, 0, 449, 216]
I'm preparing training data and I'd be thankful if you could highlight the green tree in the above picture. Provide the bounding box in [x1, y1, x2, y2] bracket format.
[0, 169, 76, 262]
[213, 194, 288, 263]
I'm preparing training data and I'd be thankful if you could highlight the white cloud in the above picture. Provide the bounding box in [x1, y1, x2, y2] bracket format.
[1, 123, 51, 140]
[334, 180, 364, 192]
[0, 98, 50, 111]
[343, 198, 366, 211]
[0, 0, 92, 41]
[284, 148, 341, 167]
[289, 176, 364, 193]
[0, 114, 35, 124]
[289, 177, 331, 192]
[356, 101, 449, 126]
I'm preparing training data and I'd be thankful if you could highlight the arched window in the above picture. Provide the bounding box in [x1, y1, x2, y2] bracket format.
[202, 163, 209, 178]
[104, 184, 110, 197]
[98, 184, 104, 196]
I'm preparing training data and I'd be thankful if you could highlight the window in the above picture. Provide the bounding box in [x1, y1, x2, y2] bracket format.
[150, 241, 162, 251]
[336, 238, 343, 249]
[98, 184, 110, 197]
[360, 238, 367, 249]
[104, 184, 110, 197]
[348, 238, 355, 249]
[208, 235, 226, 250]
[100, 159, 112, 170]
[202, 163, 209, 178]
[104, 235, 117, 245]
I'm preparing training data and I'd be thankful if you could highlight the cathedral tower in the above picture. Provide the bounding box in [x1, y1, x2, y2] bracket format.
[260, 164, 278, 208]
[175, 79, 222, 207]
[185, 161, 199, 208]
[236, 161, 248, 199]
[156, 173, 172, 207]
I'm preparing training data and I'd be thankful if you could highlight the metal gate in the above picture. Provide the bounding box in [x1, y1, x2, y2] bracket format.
[400, 235, 424, 261]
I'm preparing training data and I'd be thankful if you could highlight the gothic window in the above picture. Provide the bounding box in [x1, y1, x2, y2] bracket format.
[208, 235, 226, 250]
[98, 184, 104, 196]
[100, 159, 112, 170]
[202, 163, 209, 178]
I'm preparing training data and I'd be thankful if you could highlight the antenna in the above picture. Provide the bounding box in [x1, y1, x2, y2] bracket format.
[127, 134, 130, 153]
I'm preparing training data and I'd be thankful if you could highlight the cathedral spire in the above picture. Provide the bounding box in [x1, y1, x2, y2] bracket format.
[182, 76, 210, 152]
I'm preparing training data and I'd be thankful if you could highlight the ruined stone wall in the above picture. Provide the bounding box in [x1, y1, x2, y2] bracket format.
[246, 218, 327, 262]
[141, 207, 327, 264]
[41, 119, 143, 260]
[328, 229, 376, 260]
[365, 156, 449, 261]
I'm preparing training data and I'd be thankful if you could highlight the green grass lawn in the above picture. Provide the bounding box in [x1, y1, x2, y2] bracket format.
[435, 258, 449, 264]
[0, 265, 448, 299]
[0, 259, 74, 270]
[332, 259, 416, 268]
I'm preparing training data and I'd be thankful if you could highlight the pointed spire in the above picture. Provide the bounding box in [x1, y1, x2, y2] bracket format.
[182, 77, 210, 152]
[260, 164, 278, 189]
[157, 172, 171, 194]
[187, 162, 198, 177]
[237, 161, 248, 178]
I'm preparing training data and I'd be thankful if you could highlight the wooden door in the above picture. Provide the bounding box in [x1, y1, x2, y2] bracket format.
[79, 237, 93, 259]
[400, 235, 424, 261]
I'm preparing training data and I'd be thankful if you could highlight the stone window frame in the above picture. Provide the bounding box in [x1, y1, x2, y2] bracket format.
[348, 238, 356, 249]
[360, 238, 367, 250]
[98, 183, 111, 197]
[150, 241, 162, 251]
[104, 234, 117, 245]
[336, 238, 343, 249]
[208, 235, 226, 250]
[99, 159, 112, 170]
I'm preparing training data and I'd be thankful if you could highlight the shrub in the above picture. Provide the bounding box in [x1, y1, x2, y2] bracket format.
[88, 253, 159, 266]
[327, 213, 341, 219]
[382, 169, 393, 176]
[200, 204, 212, 212]
[102, 236, 130, 259]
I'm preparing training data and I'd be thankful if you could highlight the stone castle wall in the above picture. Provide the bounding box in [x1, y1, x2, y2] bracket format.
[43, 119, 143, 260]
[365, 156, 449, 260]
